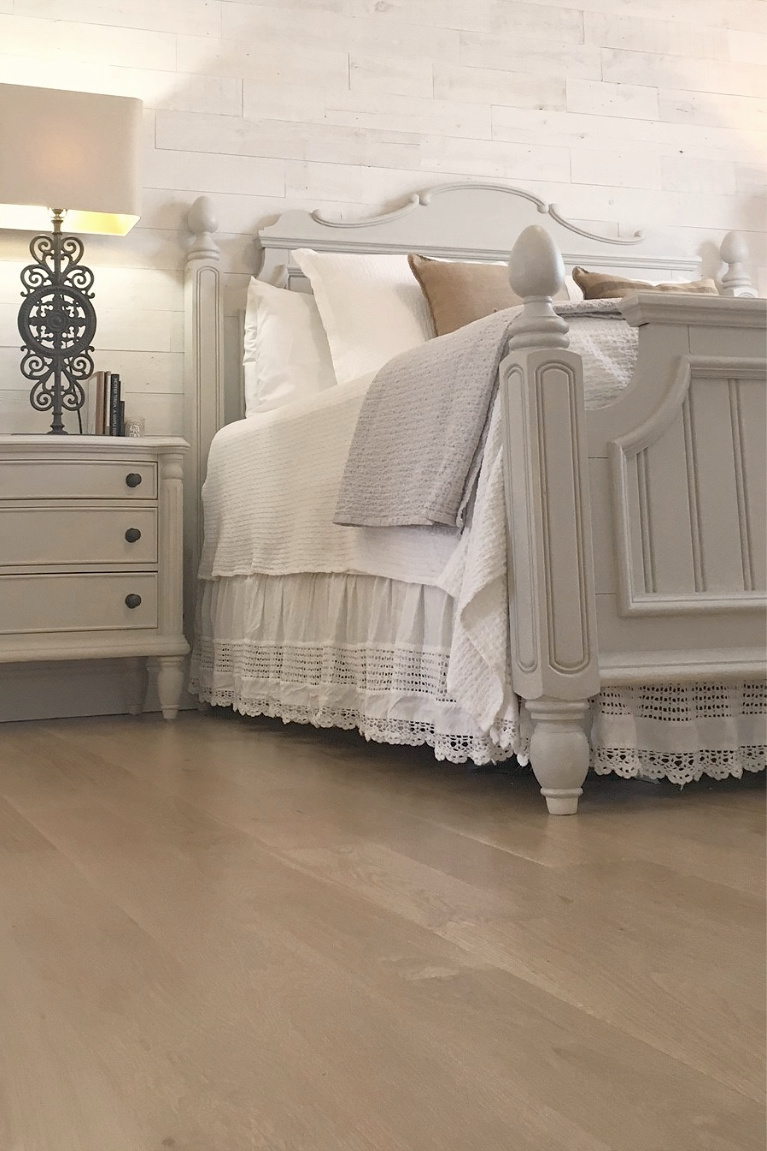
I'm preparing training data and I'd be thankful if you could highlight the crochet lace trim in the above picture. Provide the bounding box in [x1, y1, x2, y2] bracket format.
[592, 746, 765, 786]
[192, 681, 519, 767]
[191, 644, 766, 783]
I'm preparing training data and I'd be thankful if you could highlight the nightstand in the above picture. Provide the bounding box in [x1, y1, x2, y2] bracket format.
[0, 435, 189, 719]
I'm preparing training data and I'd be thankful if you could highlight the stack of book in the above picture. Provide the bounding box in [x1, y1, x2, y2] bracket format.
[82, 371, 125, 436]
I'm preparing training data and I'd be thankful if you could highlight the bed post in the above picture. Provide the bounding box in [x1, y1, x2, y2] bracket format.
[720, 231, 757, 298]
[183, 195, 225, 638]
[501, 226, 600, 815]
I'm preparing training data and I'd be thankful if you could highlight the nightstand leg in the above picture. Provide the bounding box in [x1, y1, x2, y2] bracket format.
[149, 655, 186, 720]
[124, 657, 147, 716]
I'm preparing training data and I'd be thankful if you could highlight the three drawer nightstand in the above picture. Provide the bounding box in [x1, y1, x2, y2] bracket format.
[0, 435, 190, 719]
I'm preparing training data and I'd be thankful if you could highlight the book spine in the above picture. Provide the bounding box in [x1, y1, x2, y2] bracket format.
[118, 399, 125, 437]
[108, 373, 121, 437]
[101, 371, 111, 435]
[94, 370, 106, 435]
[83, 374, 94, 435]
[85, 375, 95, 435]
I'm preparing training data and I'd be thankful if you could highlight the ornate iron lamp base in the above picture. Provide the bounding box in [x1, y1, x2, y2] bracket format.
[18, 209, 96, 434]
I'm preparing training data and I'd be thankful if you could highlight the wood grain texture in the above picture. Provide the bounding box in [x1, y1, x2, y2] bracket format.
[0, 712, 763, 1150]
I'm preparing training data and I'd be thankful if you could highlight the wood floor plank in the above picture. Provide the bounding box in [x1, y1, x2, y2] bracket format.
[264, 835, 763, 1098]
[49, 713, 766, 900]
[6, 790, 759, 1151]
[0, 794, 57, 855]
[0, 713, 763, 1150]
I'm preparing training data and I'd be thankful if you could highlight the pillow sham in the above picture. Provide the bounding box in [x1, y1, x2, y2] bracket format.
[408, 254, 579, 336]
[572, 267, 718, 300]
[242, 278, 336, 415]
[408, 255, 522, 336]
[291, 249, 434, 385]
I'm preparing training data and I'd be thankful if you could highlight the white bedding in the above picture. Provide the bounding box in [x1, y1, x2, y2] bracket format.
[198, 312, 636, 755]
[201, 311, 637, 583]
[199, 371, 460, 587]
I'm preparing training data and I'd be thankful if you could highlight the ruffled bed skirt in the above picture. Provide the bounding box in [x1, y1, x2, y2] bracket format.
[190, 572, 519, 765]
[190, 572, 766, 786]
[591, 684, 766, 784]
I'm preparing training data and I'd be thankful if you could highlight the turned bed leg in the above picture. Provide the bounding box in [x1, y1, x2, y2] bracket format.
[526, 698, 591, 815]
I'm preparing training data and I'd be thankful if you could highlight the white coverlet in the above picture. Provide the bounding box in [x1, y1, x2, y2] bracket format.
[199, 372, 460, 587]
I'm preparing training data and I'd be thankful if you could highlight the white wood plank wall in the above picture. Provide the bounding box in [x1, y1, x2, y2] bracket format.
[0, 0, 764, 436]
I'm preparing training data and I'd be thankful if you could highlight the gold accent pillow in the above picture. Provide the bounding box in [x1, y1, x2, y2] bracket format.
[408, 254, 524, 336]
[572, 267, 718, 300]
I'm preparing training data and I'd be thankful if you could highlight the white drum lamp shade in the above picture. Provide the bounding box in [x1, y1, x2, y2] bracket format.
[0, 83, 142, 235]
[0, 84, 143, 434]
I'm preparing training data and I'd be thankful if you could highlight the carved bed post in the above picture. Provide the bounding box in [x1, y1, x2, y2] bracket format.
[501, 226, 600, 814]
[720, 231, 757, 298]
[184, 196, 225, 639]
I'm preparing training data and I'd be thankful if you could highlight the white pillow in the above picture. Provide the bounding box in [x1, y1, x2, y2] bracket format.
[565, 275, 583, 302]
[291, 249, 434, 386]
[243, 278, 337, 415]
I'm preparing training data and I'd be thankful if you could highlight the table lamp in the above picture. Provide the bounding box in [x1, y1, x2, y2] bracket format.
[0, 84, 142, 433]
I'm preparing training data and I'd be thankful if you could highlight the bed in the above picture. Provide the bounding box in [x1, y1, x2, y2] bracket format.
[182, 183, 766, 814]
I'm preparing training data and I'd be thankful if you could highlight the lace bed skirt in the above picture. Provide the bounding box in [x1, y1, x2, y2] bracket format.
[591, 684, 766, 784]
[190, 572, 766, 786]
[190, 572, 519, 765]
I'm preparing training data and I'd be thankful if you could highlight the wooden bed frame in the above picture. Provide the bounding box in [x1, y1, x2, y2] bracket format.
[182, 183, 766, 814]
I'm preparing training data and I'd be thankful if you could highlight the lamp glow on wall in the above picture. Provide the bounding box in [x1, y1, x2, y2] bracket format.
[0, 84, 142, 433]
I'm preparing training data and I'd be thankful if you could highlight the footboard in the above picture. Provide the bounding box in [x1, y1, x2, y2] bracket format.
[590, 293, 766, 681]
[502, 227, 766, 814]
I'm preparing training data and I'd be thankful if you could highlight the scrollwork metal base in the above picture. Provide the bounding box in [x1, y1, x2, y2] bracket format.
[18, 209, 96, 434]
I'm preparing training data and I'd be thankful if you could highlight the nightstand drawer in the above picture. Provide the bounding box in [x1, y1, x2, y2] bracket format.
[0, 507, 158, 568]
[0, 460, 157, 501]
[0, 573, 158, 634]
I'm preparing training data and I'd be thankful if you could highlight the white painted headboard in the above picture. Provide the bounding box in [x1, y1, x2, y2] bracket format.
[181, 182, 755, 630]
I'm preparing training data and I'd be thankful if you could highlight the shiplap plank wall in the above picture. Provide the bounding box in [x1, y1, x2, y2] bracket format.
[0, 0, 764, 436]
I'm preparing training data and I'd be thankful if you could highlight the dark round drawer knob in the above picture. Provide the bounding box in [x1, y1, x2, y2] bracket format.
[124, 527, 141, 543]
[125, 472, 142, 488]
[125, 594, 142, 609]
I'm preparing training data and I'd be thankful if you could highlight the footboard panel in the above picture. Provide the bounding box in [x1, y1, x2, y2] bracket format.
[588, 294, 767, 683]
[609, 355, 765, 615]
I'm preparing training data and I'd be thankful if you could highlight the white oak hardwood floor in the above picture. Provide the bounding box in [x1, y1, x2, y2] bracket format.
[0, 711, 763, 1151]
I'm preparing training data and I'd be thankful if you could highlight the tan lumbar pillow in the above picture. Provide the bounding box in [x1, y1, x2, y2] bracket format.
[572, 266, 718, 300]
[408, 254, 524, 335]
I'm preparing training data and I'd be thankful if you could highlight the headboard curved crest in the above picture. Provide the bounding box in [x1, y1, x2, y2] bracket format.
[255, 181, 702, 285]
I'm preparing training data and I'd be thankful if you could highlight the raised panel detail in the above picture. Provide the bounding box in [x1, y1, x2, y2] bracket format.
[610, 356, 767, 615]
[502, 342, 599, 703]
[736, 377, 767, 590]
[503, 363, 538, 675]
[537, 364, 591, 673]
[687, 378, 751, 592]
